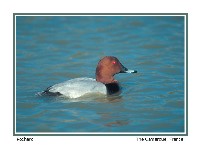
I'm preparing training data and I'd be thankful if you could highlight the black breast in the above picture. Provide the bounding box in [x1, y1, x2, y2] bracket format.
[105, 83, 121, 95]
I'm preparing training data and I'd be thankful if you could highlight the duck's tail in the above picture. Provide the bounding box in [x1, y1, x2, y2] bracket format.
[36, 86, 62, 97]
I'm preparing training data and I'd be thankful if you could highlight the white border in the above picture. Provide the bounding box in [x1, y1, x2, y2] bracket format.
[14, 14, 187, 135]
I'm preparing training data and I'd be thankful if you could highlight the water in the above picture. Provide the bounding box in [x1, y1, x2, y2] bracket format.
[16, 15, 185, 133]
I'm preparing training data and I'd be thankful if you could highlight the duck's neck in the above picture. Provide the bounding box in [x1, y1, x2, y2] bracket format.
[96, 67, 116, 84]
[96, 74, 116, 84]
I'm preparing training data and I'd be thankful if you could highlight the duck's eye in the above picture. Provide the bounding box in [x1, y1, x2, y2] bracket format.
[112, 61, 116, 64]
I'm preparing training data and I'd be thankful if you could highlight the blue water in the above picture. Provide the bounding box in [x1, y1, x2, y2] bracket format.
[16, 15, 185, 133]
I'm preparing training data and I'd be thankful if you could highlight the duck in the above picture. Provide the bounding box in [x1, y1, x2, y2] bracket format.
[41, 56, 137, 98]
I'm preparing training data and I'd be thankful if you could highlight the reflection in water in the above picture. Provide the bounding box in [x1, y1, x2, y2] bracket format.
[105, 120, 129, 127]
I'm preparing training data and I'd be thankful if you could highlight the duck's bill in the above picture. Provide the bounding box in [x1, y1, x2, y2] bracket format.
[124, 69, 137, 73]
[120, 64, 137, 73]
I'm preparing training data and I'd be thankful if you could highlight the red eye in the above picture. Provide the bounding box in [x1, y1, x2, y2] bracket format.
[112, 61, 116, 64]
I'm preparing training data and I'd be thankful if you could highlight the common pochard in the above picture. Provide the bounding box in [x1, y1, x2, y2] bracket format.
[41, 56, 137, 98]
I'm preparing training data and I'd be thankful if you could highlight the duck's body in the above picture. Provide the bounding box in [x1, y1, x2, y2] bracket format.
[43, 77, 107, 98]
[41, 56, 137, 99]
